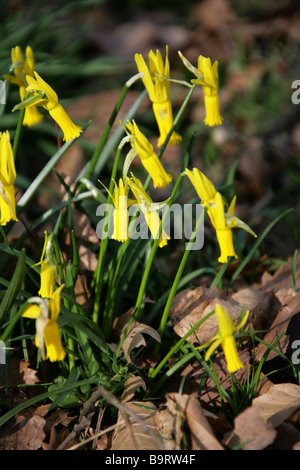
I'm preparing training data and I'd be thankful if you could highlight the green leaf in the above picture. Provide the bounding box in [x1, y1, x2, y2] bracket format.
[0, 248, 26, 323]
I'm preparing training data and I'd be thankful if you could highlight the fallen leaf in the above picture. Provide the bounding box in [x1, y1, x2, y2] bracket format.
[120, 375, 146, 404]
[169, 286, 244, 344]
[0, 414, 46, 450]
[255, 291, 300, 361]
[114, 309, 161, 366]
[168, 393, 224, 450]
[223, 406, 276, 450]
[154, 394, 183, 450]
[252, 383, 300, 428]
[111, 401, 163, 450]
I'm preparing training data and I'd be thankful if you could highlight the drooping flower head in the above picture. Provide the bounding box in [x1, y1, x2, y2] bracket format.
[135, 46, 182, 146]
[32, 231, 58, 298]
[178, 51, 223, 127]
[100, 178, 134, 243]
[22, 284, 66, 362]
[204, 304, 249, 374]
[122, 120, 172, 188]
[23, 71, 82, 142]
[0, 131, 18, 225]
[186, 168, 256, 263]
[127, 174, 170, 248]
[3, 46, 44, 126]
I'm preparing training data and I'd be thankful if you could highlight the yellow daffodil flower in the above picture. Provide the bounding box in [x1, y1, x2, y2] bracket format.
[32, 232, 58, 298]
[100, 178, 135, 243]
[127, 174, 170, 247]
[135, 46, 182, 146]
[122, 120, 172, 188]
[0, 131, 18, 225]
[22, 284, 66, 362]
[208, 192, 256, 263]
[204, 304, 249, 374]
[3, 46, 44, 126]
[178, 51, 223, 127]
[23, 71, 82, 142]
[186, 168, 256, 263]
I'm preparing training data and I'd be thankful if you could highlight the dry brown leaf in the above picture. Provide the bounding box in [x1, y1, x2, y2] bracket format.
[114, 309, 161, 366]
[223, 406, 276, 450]
[169, 286, 244, 343]
[230, 287, 270, 331]
[111, 401, 163, 450]
[255, 290, 300, 361]
[154, 395, 183, 450]
[120, 375, 146, 404]
[252, 383, 300, 428]
[0, 414, 46, 450]
[168, 393, 224, 450]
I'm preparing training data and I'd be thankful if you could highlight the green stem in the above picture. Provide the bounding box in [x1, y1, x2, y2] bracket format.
[156, 206, 206, 347]
[133, 172, 185, 321]
[92, 146, 122, 327]
[81, 83, 130, 185]
[148, 310, 215, 381]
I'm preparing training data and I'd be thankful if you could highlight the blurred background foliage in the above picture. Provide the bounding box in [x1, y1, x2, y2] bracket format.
[0, 0, 299, 268]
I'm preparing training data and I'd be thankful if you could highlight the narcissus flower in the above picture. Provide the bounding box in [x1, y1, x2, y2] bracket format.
[178, 51, 223, 127]
[32, 232, 58, 298]
[135, 47, 182, 146]
[22, 284, 66, 362]
[0, 131, 18, 225]
[186, 168, 256, 263]
[122, 120, 172, 188]
[3, 46, 44, 126]
[23, 71, 82, 142]
[204, 304, 249, 374]
[101, 178, 134, 243]
[127, 174, 170, 248]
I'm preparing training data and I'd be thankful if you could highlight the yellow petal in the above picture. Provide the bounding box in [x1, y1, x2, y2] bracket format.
[112, 208, 129, 242]
[215, 304, 235, 337]
[152, 100, 182, 147]
[185, 168, 217, 204]
[222, 336, 244, 373]
[43, 322, 66, 362]
[0, 184, 18, 226]
[47, 103, 82, 142]
[215, 227, 238, 263]
[22, 304, 41, 319]
[38, 260, 57, 298]
[140, 154, 172, 188]
[203, 94, 223, 127]
[47, 284, 65, 322]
